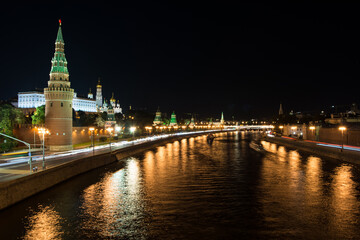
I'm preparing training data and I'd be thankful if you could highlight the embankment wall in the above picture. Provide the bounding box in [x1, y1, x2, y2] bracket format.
[0, 132, 211, 211]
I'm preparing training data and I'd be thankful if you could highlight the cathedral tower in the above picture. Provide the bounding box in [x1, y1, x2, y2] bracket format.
[96, 78, 103, 108]
[44, 20, 74, 151]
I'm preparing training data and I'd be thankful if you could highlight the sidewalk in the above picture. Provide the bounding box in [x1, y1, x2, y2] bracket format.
[264, 136, 360, 165]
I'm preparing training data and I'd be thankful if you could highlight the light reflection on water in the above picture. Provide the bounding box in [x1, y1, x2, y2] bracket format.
[6, 132, 360, 239]
[23, 205, 64, 240]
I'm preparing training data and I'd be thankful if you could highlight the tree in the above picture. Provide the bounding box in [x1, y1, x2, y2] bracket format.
[0, 103, 25, 152]
[95, 113, 106, 127]
[31, 105, 45, 125]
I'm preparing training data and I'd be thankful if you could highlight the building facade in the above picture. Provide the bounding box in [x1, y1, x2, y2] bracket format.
[18, 91, 97, 112]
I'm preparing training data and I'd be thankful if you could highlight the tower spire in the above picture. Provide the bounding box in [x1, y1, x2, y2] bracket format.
[279, 103, 284, 115]
[56, 20, 64, 43]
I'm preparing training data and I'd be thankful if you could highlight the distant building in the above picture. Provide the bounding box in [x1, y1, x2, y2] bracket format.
[18, 91, 97, 112]
[98, 93, 122, 114]
[105, 103, 116, 128]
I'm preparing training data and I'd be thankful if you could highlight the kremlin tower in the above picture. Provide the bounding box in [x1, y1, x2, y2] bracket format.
[44, 20, 74, 151]
[169, 111, 178, 126]
[220, 112, 225, 125]
[153, 107, 162, 125]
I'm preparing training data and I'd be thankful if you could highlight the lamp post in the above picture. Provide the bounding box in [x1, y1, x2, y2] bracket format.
[309, 126, 315, 141]
[279, 125, 283, 136]
[130, 126, 136, 139]
[106, 127, 113, 153]
[38, 128, 49, 170]
[89, 127, 95, 155]
[339, 126, 346, 152]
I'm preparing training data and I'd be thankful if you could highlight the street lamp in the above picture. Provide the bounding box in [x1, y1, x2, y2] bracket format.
[130, 126, 136, 138]
[106, 127, 114, 153]
[308, 126, 315, 140]
[89, 127, 95, 155]
[279, 125, 283, 135]
[339, 126, 346, 152]
[38, 128, 49, 170]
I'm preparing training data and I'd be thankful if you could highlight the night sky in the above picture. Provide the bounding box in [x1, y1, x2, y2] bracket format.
[1, 3, 360, 119]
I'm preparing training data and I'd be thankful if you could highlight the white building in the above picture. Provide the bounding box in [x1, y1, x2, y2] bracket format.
[18, 91, 97, 112]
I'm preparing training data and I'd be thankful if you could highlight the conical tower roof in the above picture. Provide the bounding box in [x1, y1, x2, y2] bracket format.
[50, 19, 69, 75]
[170, 111, 177, 125]
[56, 20, 64, 43]
[153, 107, 162, 125]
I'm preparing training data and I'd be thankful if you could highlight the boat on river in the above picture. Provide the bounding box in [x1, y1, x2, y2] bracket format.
[249, 140, 266, 153]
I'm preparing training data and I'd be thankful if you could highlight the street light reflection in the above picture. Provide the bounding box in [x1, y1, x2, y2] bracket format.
[24, 205, 63, 240]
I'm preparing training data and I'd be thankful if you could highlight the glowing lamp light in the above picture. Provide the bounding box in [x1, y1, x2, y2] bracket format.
[38, 128, 50, 135]
[130, 127, 136, 133]
[89, 127, 95, 132]
[339, 126, 346, 131]
[309, 126, 315, 130]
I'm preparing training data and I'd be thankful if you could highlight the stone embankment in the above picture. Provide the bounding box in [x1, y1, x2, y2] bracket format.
[0, 132, 216, 211]
[264, 136, 360, 165]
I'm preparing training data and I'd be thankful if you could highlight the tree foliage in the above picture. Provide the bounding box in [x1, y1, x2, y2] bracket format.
[0, 103, 25, 152]
[31, 105, 45, 125]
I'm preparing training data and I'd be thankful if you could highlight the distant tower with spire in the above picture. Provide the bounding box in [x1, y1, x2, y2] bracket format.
[110, 92, 116, 107]
[169, 111, 178, 126]
[220, 112, 225, 124]
[153, 107, 162, 125]
[44, 19, 74, 151]
[96, 78, 103, 108]
[189, 115, 195, 127]
[279, 103, 284, 115]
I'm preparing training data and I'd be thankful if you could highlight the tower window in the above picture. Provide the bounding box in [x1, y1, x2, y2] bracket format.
[61, 102, 63, 107]
[50, 102, 53, 107]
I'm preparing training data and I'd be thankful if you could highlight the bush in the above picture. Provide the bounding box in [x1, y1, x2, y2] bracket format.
[99, 136, 107, 142]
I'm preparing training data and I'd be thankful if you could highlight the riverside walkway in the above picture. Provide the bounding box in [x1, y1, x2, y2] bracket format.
[0, 130, 223, 182]
[264, 135, 360, 165]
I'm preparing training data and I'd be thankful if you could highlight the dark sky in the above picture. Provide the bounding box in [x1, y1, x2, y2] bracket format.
[1, 3, 360, 119]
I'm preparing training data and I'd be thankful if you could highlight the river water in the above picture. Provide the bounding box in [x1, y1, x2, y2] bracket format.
[1, 131, 360, 239]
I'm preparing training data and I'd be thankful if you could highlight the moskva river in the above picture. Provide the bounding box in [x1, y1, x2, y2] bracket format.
[1, 132, 360, 239]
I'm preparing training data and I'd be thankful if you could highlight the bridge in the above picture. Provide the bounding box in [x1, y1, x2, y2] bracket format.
[223, 125, 274, 130]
